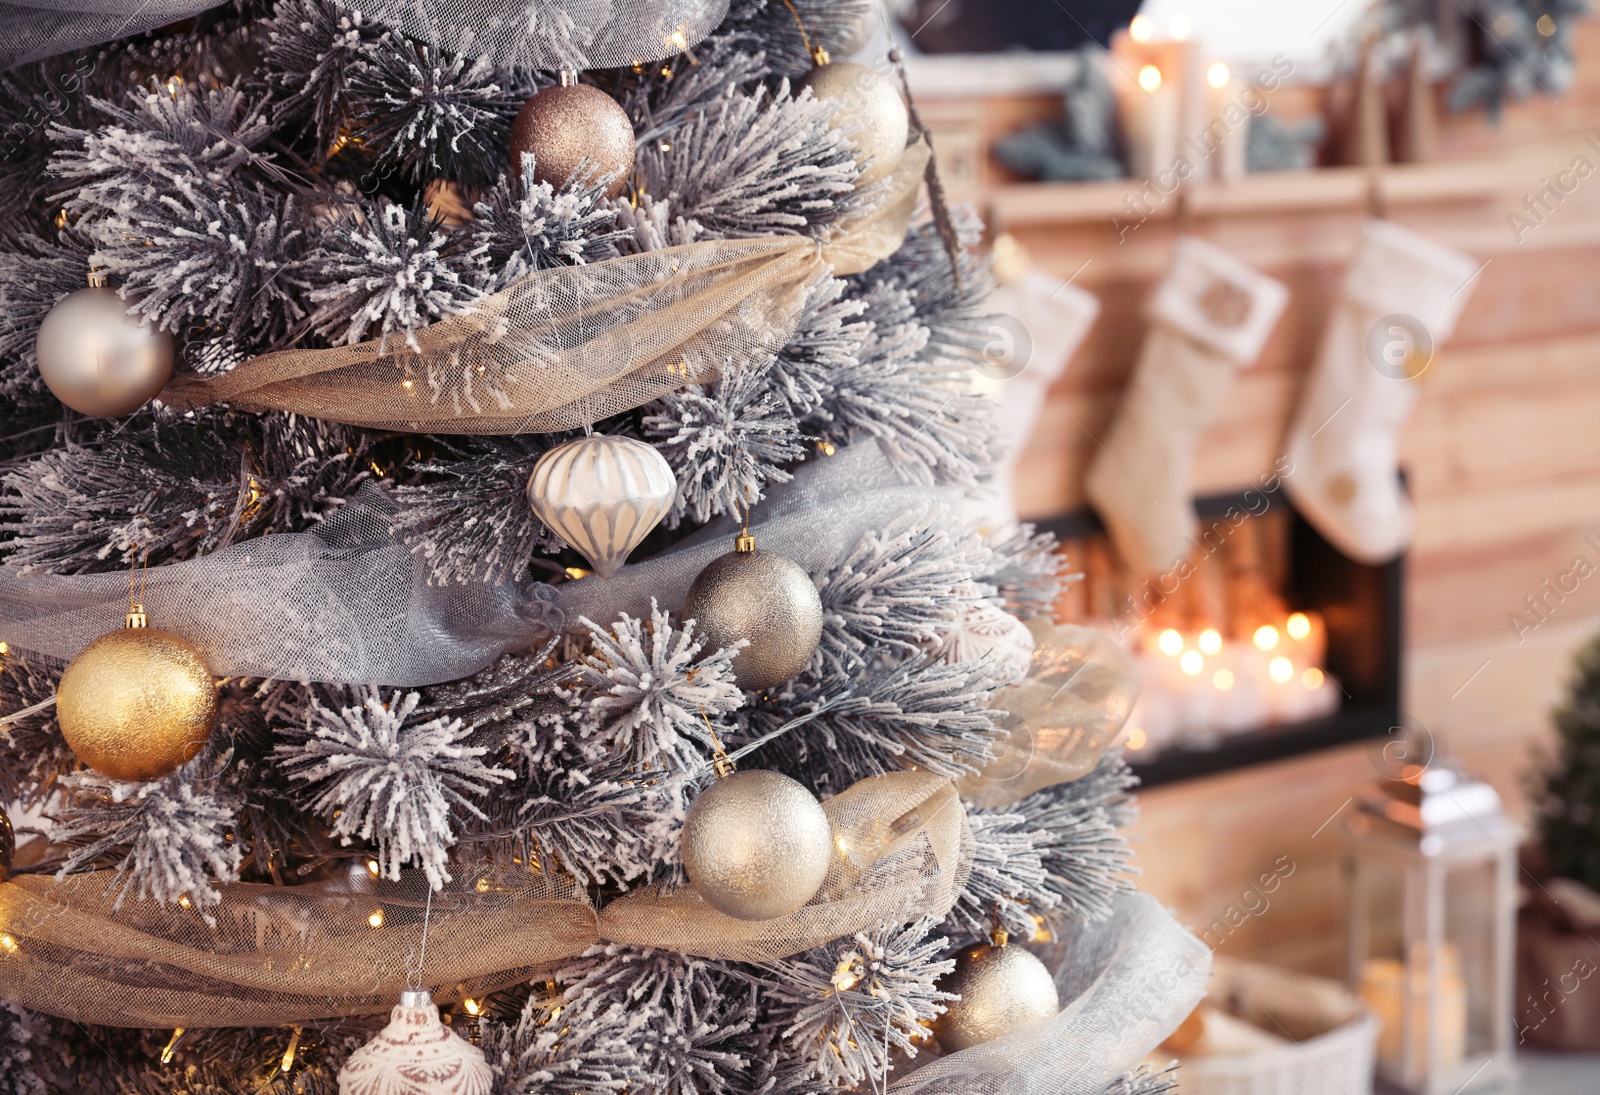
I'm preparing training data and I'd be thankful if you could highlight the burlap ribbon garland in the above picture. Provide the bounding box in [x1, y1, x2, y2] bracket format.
[0, 770, 967, 1027]
[160, 142, 932, 434]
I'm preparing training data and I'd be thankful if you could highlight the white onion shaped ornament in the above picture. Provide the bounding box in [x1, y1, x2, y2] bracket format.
[527, 434, 677, 578]
[339, 990, 493, 1095]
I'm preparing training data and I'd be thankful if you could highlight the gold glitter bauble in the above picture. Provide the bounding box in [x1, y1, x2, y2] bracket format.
[934, 942, 1060, 1051]
[798, 61, 909, 186]
[681, 538, 822, 692]
[682, 769, 832, 921]
[509, 83, 635, 198]
[57, 625, 218, 782]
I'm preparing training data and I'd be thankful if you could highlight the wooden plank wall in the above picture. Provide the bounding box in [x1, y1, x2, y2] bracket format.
[925, 23, 1600, 975]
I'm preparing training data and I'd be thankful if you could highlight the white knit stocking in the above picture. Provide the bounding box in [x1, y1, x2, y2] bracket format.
[1085, 236, 1288, 575]
[1283, 220, 1480, 563]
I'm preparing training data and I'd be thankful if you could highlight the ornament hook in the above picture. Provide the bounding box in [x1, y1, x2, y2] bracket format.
[125, 536, 151, 628]
[700, 705, 736, 778]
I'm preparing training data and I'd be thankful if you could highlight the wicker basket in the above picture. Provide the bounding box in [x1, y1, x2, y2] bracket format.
[1174, 956, 1379, 1095]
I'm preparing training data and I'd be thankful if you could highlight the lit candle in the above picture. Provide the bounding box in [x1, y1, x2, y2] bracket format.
[1111, 30, 1187, 182]
[1198, 60, 1249, 183]
[1360, 948, 1468, 1076]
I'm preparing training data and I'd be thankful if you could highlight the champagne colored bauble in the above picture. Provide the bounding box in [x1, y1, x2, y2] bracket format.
[339, 990, 493, 1095]
[509, 83, 635, 198]
[57, 622, 218, 782]
[681, 536, 822, 691]
[798, 61, 909, 186]
[36, 286, 174, 416]
[682, 769, 833, 921]
[935, 941, 1060, 1051]
[527, 434, 676, 578]
[0, 807, 12, 883]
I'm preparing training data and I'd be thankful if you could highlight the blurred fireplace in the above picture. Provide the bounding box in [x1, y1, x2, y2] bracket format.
[1037, 486, 1403, 787]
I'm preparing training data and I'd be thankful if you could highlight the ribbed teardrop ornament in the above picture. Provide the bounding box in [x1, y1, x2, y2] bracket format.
[527, 434, 677, 578]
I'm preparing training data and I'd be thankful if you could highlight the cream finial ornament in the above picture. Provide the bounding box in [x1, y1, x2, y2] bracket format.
[337, 991, 493, 1095]
[339, 890, 493, 1095]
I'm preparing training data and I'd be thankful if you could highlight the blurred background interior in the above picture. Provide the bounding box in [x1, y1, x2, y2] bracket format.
[867, 0, 1600, 1091]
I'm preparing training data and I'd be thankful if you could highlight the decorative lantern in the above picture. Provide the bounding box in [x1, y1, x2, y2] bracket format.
[1343, 761, 1519, 1094]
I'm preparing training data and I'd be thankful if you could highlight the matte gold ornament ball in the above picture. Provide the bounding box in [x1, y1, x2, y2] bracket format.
[934, 939, 1060, 1051]
[681, 535, 823, 692]
[682, 769, 833, 920]
[35, 285, 174, 416]
[798, 60, 910, 186]
[57, 623, 218, 782]
[509, 82, 635, 198]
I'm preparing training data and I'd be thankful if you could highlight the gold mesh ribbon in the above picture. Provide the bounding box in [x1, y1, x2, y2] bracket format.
[160, 143, 931, 434]
[0, 770, 968, 1027]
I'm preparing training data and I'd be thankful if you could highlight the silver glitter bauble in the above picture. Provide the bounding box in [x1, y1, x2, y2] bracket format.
[798, 61, 909, 186]
[681, 537, 822, 691]
[339, 990, 493, 1095]
[36, 286, 174, 416]
[935, 941, 1060, 1051]
[509, 82, 635, 198]
[683, 769, 833, 920]
[527, 434, 677, 578]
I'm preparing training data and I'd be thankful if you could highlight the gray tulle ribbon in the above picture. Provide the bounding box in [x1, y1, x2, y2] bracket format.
[0, 443, 955, 686]
[0, 0, 727, 69]
[0, 485, 563, 685]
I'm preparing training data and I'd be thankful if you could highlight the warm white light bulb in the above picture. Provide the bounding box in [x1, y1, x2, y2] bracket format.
[1207, 62, 1230, 89]
[1269, 656, 1293, 683]
[1287, 612, 1312, 640]
[1169, 14, 1192, 40]
[1138, 64, 1163, 92]
[1129, 14, 1154, 42]
[1199, 628, 1222, 655]
[1254, 625, 1280, 651]
[1302, 667, 1325, 689]
[1213, 668, 1235, 690]
[1158, 628, 1184, 656]
[1180, 650, 1204, 676]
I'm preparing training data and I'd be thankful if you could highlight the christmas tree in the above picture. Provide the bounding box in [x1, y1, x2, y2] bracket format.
[0, 2, 1206, 1092]
[1534, 631, 1600, 892]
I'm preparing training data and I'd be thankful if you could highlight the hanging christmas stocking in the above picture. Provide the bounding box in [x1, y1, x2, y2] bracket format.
[973, 264, 1101, 530]
[1085, 236, 1288, 575]
[1283, 219, 1480, 563]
